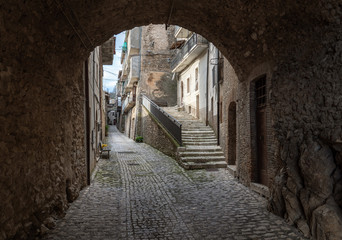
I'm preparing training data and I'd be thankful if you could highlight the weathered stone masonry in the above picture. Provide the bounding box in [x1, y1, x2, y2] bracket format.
[1, 0, 341, 239]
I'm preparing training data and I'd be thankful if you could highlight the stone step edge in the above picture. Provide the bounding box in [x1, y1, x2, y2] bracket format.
[180, 161, 227, 170]
[180, 157, 226, 163]
[179, 151, 224, 156]
[178, 146, 222, 151]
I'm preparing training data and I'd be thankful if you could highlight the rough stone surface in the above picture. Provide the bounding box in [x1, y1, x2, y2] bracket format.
[299, 141, 335, 199]
[311, 201, 342, 240]
[43, 126, 306, 240]
[141, 107, 178, 158]
[1, 0, 341, 239]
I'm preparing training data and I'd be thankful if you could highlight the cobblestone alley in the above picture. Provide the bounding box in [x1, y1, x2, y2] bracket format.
[44, 126, 306, 240]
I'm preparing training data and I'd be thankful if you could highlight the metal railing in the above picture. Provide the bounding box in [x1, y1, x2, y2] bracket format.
[122, 93, 136, 113]
[171, 33, 208, 69]
[142, 95, 182, 146]
[174, 25, 181, 36]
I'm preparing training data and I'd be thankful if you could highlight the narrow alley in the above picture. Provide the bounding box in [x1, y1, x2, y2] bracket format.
[44, 126, 305, 240]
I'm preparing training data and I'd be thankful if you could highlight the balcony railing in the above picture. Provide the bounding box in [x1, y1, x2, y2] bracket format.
[174, 25, 181, 36]
[122, 94, 136, 113]
[142, 95, 182, 146]
[171, 33, 208, 70]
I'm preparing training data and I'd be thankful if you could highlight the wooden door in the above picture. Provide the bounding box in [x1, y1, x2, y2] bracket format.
[255, 76, 268, 186]
[228, 102, 237, 165]
[256, 108, 268, 186]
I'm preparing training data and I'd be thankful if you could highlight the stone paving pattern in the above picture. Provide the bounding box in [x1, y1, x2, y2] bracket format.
[44, 126, 306, 240]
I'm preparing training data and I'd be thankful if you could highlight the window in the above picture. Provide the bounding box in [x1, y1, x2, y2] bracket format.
[220, 101, 223, 123]
[195, 68, 199, 91]
[255, 76, 267, 108]
[187, 78, 190, 93]
[212, 66, 216, 87]
[218, 56, 224, 83]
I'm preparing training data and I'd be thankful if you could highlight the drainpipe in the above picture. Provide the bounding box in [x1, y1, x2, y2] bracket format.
[84, 60, 91, 185]
[216, 48, 220, 145]
[205, 47, 209, 126]
[135, 27, 143, 138]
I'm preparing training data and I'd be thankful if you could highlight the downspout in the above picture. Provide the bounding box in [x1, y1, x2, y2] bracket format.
[92, 52, 96, 150]
[205, 47, 209, 126]
[84, 60, 91, 185]
[99, 47, 103, 141]
[216, 48, 220, 145]
[135, 26, 143, 138]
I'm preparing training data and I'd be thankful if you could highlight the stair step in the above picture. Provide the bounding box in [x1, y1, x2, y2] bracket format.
[182, 134, 216, 137]
[183, 138, 217, 141]
[179, 146, 222, 152]
[183, 135, 217, 139]
[183, 142, 217, 146]
[182, 135, 216, 139]
[182, 130, 214, 134]
[183, 128, 212, 130]
[179, 151, 224, 157]
[181, 156, 226, 163]
[182, 139, 217, 142]
[181, 161, 227, 170]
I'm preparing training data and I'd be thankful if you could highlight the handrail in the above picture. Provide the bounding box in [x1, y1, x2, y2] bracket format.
[142, 95, 182, 146]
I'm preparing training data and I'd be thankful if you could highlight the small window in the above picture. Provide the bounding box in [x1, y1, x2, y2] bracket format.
[255, 76, 267, 108]
[195, 68, 199, 91]
[187, 78, 190, 93]
[218, 56, 224, 83]
[220, 101, 223, 123]
[212, 66, 216, 87]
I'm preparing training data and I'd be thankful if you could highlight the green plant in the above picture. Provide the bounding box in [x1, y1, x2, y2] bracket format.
[135, 136, 143, 143]
[105, 125, 109, 136]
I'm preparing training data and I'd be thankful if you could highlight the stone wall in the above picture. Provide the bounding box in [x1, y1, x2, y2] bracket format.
[141, 107, 178, 158]
[219, 58, 239, 166]
[135, 24, 177, 138]
[267, 28, 342, 238]
[138, 24, 177, 106]
[0, 54, 87, 239]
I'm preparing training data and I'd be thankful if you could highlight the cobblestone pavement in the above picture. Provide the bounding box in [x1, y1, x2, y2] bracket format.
[44, 126, 306, 240]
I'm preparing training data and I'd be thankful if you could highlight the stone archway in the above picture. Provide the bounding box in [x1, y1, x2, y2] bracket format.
[1, 0, 342, 239]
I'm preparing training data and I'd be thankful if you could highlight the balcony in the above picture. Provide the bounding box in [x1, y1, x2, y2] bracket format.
[127, 56, 139, 86]
[101, 37, 114, 65]
[127, 27, 140, 57]
[171, 33, 208, 73]
[122, 93, 136, 113]
[174, 26, 191, 39]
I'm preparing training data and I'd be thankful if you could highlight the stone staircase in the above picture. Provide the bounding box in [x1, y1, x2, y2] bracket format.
[163, 107, 227, 170]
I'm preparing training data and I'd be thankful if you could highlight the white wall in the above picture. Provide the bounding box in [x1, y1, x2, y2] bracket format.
[207, 43, 219, 117]
[178, 51, 208, 121]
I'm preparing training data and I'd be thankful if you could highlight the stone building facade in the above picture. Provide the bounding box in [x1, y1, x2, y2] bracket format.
[84, 39, 114, 176]
[119, 24, 177, 142]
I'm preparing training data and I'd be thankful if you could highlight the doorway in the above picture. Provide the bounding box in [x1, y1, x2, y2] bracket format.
[228, 102, 237, 165]
[255, 75, 268, 186]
